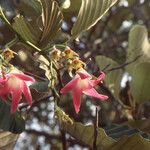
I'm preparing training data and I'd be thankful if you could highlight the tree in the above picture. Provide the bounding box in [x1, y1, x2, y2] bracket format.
[0, 0, 150, 149]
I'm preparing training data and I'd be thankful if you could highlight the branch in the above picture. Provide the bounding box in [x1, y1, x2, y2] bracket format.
[19, 93, 50, 111]
[61, 130, 67, 150]
[106, 55, 142, 73]
[93, 107, 99, 150]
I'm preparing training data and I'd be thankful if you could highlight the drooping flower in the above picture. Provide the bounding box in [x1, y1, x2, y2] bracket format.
[0, 70, 35, 113]
[60, 69, 108, 113]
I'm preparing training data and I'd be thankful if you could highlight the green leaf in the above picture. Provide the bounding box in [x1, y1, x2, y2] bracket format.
[105, 124, 150, 140]
[62, 0, 82, 20]
[71, 0, 118, 38]
[127, 25, 150, 62]
[39, 0, 63, 47]
[59, 119, 150, 149]
[57, 107, 150, 149]
[14, 0, 42, 36]
[109, 134, 150, 150]
[0, 131, 18, 150]
[61, 122, 115, 149]
[12, 15, 38, 44]
[0, 100, 25, 134]
[96, 56, 123, 99]
[14, 0, 42, 16]
[128, 119, 150, 134]
[130, 62, 150, 104]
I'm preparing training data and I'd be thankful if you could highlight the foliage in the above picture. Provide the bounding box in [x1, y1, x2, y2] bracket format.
[0, 100, 25, 133]
[0, 131, 18, 150]
[0, 0, 149, 149]
[58, 109, 150, 150]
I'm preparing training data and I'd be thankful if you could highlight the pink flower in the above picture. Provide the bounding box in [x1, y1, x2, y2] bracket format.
[60, 70, 108, 113]
[0, 71, 35, 113]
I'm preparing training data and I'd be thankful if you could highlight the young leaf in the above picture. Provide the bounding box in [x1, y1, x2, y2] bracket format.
[39, 0, 63, 47]
[71, 0, 118, 38]
[12, 15, 38, 44]
[62, 0, 82, 20]
[13, 0, 42, 17]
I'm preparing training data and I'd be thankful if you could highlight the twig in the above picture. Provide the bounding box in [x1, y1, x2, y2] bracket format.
[19, 93, 50, 111]
[106, 55, 142, 73]
[61, 130, 67, 150]
[93, 107, 99, 150]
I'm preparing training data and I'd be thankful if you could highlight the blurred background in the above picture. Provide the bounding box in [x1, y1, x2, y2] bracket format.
[0, 0, 150, 149]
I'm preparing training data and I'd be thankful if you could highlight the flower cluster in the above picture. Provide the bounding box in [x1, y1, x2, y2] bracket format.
[49, 46, 108, 113]
[50, 47, 86, 71]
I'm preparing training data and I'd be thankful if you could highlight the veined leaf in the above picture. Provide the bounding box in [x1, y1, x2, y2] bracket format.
[61, 121, 115, 149]
[13, 0, 42, 16]
[130, 62, 150, 104]
[0, 131, 18, 150]
[128, 119, 150, 134]
[12, 15, 38, 44]
[39, 0, 63, 47]
[127, 25, 150, 62]
[96, 56, 123, 99]
[0, 100, 25, 134]
[62, 0, 82, 20]
[105, 124, 150, 140]
[59, 118, 150, 149]
[13, 0, 42, 36]
[71, 0, 118, 38]
[109, 134, 150, 150]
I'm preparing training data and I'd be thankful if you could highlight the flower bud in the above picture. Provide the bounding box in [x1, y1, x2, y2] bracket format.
[63, 47, 79, 59]
[71, 59, 86, 70]
[50, 49, 61, 61]
[3, 48, 16, 61]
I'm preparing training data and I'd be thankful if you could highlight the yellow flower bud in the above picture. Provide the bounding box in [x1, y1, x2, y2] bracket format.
[3, 48, 16, 61]
[71, 59, 86, 70]
[51, 49, 61, 61]
[63, 47, 79, 59]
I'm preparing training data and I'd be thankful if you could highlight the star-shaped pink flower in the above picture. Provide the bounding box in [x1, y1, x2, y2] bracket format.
[0, 70, 35, 113]
[60, 70, 108, 113]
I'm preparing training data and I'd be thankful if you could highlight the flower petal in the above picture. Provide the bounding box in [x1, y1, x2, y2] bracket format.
[83, 88, 108, 100]
[11, 89, 22, 113]
[89, 72, 105, 87]
[77, 70, 91, 79]
[11, 73, 35, 82]
[22, 82, 32, 106]
[72, 88, 82, 113]
[0, 84, 9, 96]
[60, 77, 79, 93]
